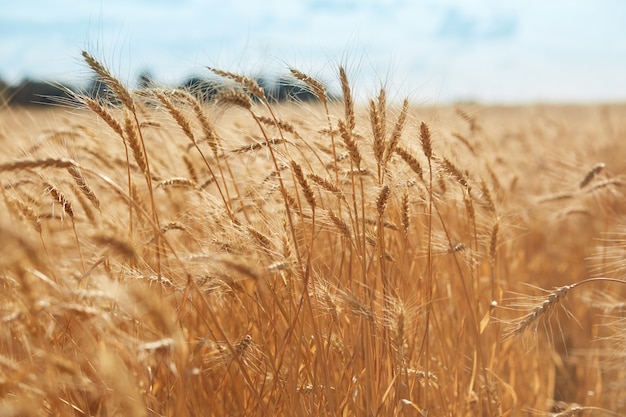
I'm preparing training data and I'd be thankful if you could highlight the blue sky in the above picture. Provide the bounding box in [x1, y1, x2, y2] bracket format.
[1, 0, 625, 103]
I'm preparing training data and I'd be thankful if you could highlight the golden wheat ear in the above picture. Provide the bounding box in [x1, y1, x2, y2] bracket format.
[289, 68, 328, 104]
[503, 277, 626, 340]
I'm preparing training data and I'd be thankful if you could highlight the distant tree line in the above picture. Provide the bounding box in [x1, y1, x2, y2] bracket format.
[0, 71, 337, 107]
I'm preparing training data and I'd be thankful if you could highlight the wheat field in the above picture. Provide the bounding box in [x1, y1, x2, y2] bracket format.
[0, 53, 625, 416]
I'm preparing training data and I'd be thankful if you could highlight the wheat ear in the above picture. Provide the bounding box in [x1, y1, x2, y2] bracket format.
[208, 68, 265, 101]
[383, 98, 409, 166]
[81, 51, 135, 112]
[82, 97, 124, 138]
[339, 67, 355, 132]
[0, 158, 76, 172]
[579, 162, 606, 188]
[216, 89, 252, 110]
[376, 185, 391, 218]
[290, 161, 316, 210]
[419, 122, 433, 160]
[67, 166, 100, 211]
[289, 68, 328, 104]
[123, 111, 148, 176]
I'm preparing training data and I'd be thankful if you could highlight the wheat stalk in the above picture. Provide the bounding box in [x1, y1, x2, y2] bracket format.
[82, 97, 124, 138]
[376, 185, 391, 218]
[339, 67, 355, 132]
[504, 277, 626, 339]
[419, 122, 433, 161]
[81, 50, 135, 112]
[439, 157, 468, 188]
[290, 161, 316, 210]
[579, 162, 606, 188]
[395, 146, 424, 182]
[154, 91, 195, 143]
[401, 190, 410, 238]
[123, 110, 148, 176]
[257, 115, 302, 139]
[208, 68, 266, 100]
[43, 180, 74, 219]
[289, 68, 328, 104]
[0, 158, 76, 172]
[216, 89, 252, 110]
[338, 120, 361, 169]
[67, 166, 100, 211]
[383, 98, 409, 167]
[157, 177, 199, 190]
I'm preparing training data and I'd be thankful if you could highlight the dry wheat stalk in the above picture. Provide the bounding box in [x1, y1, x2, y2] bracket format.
[43, 180, 74, 218]
[280, 217, 293, 263]
[545, 403, 619, 417]
[504, 284, 574, 339]
[489, 220, 499, 267]
[584, 177, 624, 193]
[383, 295, 414, 369]
[384, 98, 409, 166]
[326, 209, 351, 239]
[233, 138, 288, 154]
[537, 192, 575, 204]
[463, 192, 476, 228]
[439, 157, 468, 188]
[419, 122, 433, 160]
[3, 193, 42, 233]
[401, 190, 410, 237]
[82, 97, 124, 137]
[338, 120, 361, 168]
[339, 67, 355, 132]
[451, 132, 477, 156]
[579, 162, 605, 188]
[314, 280, 341, 327]
[370, 98, 386, 166]
[157, 177, 198, 190]
[335, 287, 375, 322]
[154, 91, 195, 143]
[290, 161, 316, 209]
[208, 68, 265, 100]
[289, 68, 328, 104]
[67, 166, 100, 210]
[376, 88, 387, 135]
[216, 89, 252, 110]
[308, 173, 343, 196]
[123, 111, 148, 175]
[376, 185, 391, 218]
[257, 115, 302, 139]
[456, 108, 479, 133]
[395, 146, 424, 182]
[479, 178, 496, 215]
[172, 89, 222, 157]
[247, 225, 272, 249]
[0, 158, 76, 172]
[81, 51, 135, 112]
[200, 334, 255, 372]
[160, 221, 186, 234]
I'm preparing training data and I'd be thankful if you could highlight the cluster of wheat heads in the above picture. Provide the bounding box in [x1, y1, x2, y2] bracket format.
[1, 52, 626, 416]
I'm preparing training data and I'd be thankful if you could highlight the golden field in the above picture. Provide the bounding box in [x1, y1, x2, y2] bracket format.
[1, 56, 626, 416]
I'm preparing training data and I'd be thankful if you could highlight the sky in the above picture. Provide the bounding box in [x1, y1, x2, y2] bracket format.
[1, 0, 625, 104]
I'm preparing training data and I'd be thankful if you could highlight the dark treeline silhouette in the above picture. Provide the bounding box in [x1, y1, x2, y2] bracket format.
[0, 71, 335, 107]
[1, 79, 75, 106]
